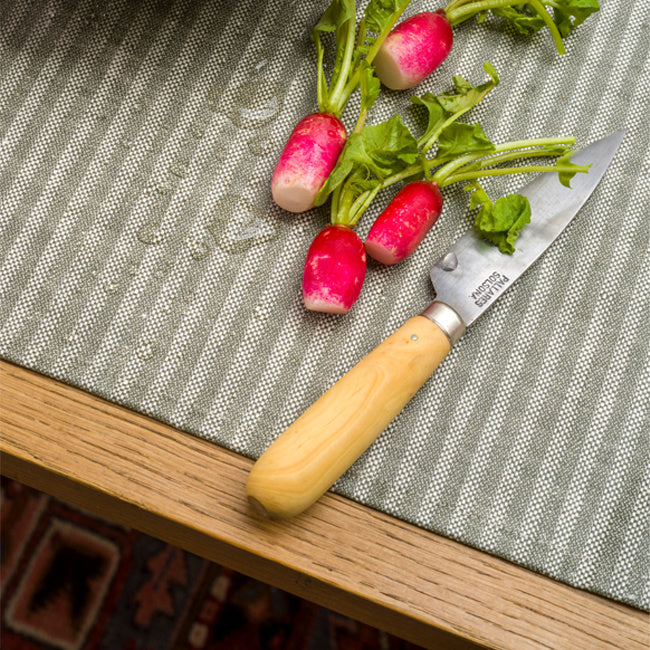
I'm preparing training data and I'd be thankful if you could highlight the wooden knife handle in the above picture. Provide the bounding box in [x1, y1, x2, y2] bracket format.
[246, 314, 453, 519]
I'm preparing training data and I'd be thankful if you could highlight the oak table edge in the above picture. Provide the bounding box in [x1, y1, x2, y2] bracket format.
[0, 360, 647, 650]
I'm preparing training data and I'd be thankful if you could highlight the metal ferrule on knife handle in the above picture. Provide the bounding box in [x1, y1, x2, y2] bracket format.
[246, 308, 461, 519]
[420, 301, 466, 345]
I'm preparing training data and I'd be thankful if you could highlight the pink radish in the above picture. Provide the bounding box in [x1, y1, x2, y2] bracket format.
[373, 11, 453, 90]
[365, 180, 443, 264]
[272, 113, 347, 213]
[302, 225, 367, 314]
[270, 1, 418, 213]
[373, 0, 598, 91]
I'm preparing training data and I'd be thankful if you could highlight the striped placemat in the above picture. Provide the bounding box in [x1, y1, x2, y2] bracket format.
[1, 0, 648, 610]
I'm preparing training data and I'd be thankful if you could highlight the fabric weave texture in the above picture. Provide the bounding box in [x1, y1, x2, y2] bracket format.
[1, 0, 648, 610]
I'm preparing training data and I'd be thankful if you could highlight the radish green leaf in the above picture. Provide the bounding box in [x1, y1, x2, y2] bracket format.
[471, 186, 532, 254]
[436, 123, 495, 164]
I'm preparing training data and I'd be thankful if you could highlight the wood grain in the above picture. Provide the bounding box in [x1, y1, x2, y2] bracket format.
[1, 359, 647, 650]
[247, 316, 450, 519]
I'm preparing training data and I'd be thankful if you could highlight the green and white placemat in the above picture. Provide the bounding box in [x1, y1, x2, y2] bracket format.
[1, 0, 648, 610]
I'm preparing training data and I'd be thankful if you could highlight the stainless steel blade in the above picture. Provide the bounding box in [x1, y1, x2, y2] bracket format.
[429, 130, 626, 326]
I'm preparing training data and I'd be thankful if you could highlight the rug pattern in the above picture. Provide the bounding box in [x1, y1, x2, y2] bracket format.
[1, 477, 423, 650]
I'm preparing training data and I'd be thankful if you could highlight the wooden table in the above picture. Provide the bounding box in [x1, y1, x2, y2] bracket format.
[1, 359, 647, 649]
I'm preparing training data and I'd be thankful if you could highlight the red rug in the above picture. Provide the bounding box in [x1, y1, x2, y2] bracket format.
[1, 477, 424, 650]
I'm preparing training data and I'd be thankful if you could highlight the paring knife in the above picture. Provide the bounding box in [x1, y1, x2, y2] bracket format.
[246, 130, 626, 520]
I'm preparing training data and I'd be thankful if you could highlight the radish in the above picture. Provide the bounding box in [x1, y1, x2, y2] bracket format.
[374, 1, 600, 90]
[363, 129, 589, 264]
[302, 225, 366, 314]
[373, 11, 453, 91]
[365, 180, 443, 264]
[271, 113, 347, 213]
[271, 0, 413, 213]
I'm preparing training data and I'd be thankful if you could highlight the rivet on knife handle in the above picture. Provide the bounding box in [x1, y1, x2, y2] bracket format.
[246, 302, 464, 519]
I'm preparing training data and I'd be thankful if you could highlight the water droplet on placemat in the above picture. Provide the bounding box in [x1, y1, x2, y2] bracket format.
[137, 223, 163, 244]
[190, 123, 205, 139]
[187, 238, 210, 260]
[247, 134, 273, 156]
[228, 80, 284, 129]
[136, 341, 156, 360]
[206, 194, 276, 253]
[169, 161, 189, 178]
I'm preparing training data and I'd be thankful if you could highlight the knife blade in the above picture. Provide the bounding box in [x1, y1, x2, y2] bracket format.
[246, 130, 626, 520]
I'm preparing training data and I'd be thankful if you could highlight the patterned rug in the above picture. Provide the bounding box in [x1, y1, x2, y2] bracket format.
[1, 477, 424, 650]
